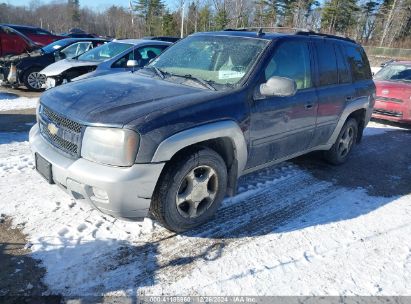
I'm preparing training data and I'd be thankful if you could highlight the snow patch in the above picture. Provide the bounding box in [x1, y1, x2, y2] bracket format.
[1, 123, 411, 297]
[0, 96, 38, 111]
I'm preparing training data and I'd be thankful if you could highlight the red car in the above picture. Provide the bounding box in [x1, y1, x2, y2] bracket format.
[373, 61, 411, 124]
[3, 24, 64, 46]
[0, 25, 39, 57]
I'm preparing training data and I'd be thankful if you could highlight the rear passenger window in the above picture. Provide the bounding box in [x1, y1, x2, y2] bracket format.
[335, 45, 351, 83]
[345, 46, 371, 81]
[315, 41, 338, 86]
[264, 41, 312, 90]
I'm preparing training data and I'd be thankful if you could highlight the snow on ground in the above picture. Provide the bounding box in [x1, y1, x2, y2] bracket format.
[0, 96, 38, 111]
[0, 122, 410, 297]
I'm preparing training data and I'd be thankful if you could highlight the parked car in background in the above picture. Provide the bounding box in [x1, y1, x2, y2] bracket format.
[0, 38, 108, 91]
[373, 61, 411, 124]
[60, 28, 97, 38]
[0, 25, 40, 57]
[142, 36, 180, 43]
[41, 39, 171, 89]
[2, 24, 64, 46]
[30, 30, 375, 232]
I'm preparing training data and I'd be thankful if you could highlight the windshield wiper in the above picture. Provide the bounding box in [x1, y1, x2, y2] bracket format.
[173, 73, 216, 91]
[145, 66, 165, 79]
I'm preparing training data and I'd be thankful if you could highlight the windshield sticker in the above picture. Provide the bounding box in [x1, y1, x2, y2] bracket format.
[53, 45, 61, 49]
[218, 70, 245, 79]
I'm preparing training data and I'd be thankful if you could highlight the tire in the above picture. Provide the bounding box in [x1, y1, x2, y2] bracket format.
[324, 118, 358, 165]
[151, 147, 227, 232]
[23, 67, 46, 91]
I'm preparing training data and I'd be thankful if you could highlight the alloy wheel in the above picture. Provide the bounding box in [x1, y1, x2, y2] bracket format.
[337, 126, 355, 158]
[175, 165, 218, 218]
[27, 72, 46, 90]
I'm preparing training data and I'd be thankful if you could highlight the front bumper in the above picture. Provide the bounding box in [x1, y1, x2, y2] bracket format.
[372, 100, 411, 124]
[29, 124, 165, 219]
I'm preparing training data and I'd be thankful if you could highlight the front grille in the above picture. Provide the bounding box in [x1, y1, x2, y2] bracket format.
[373, 108, 403, 118]
[43, 106, 82, 133]
[39, 105, 83, 157]
[376, 96, 403, 103]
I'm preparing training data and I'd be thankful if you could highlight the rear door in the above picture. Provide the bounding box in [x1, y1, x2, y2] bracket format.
[248, 39, 318, 168]
[344, 45, 375, 108]
[310, 40, 355, 147]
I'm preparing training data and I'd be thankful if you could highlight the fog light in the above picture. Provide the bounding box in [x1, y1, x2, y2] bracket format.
[91, 186, 108, 201]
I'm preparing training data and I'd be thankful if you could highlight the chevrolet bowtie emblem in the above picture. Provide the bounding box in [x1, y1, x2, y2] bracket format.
[47, 123, 59, 135]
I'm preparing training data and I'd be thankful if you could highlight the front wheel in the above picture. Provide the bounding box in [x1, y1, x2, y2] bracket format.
[151, 148, 227, 232]
[23, 68, 46, 91]
[324, 118, 358, 165]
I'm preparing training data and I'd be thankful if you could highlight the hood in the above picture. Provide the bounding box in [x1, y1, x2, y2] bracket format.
[0, 49, 43, 64]
[374, 80, 411, 103]
[41, 59, 98, 76]
[40, 72, 215, 127]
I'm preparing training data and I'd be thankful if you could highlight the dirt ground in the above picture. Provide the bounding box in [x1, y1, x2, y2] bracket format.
[0, 216, 61, 303]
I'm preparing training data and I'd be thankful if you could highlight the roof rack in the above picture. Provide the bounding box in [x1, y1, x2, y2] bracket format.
[224, 27, 357, 44]
[295, 30, 356, 44]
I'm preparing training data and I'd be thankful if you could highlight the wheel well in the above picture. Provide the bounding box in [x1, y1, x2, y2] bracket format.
[347, 108, 366, 143]
[159, 137, 238, 196]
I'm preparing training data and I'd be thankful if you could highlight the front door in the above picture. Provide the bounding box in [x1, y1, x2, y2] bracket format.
[248, 39, 318, 169]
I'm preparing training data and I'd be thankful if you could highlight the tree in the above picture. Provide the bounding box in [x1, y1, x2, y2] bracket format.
[132, 0, 165, 35]
[68, 0, 80, 26]
[321, 0, 359, 34]
[198, 5, 212, 31]
[213, 0, 230, 29]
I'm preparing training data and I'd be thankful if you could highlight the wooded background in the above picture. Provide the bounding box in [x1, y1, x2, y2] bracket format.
[0, 0, 410, 48]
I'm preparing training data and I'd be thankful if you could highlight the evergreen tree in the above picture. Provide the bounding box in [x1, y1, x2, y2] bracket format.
[321, 0, 359, 33]
[132, 0, 165, 35]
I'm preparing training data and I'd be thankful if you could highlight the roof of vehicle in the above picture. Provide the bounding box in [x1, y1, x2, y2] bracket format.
[113, 39, 172, 45]
[193, 28, 358, 45]
[2, 24, 47, 31]
[54, 37, 109, 43]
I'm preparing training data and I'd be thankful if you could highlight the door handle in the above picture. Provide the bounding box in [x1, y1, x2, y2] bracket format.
[305, 103, 314, 110]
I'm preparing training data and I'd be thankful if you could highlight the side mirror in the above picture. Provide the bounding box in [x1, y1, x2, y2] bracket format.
[260, 76, 297, 97]
[126, 60, 139, 68]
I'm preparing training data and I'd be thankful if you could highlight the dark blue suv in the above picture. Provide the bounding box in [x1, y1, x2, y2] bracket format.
[30, 30, 375, 232]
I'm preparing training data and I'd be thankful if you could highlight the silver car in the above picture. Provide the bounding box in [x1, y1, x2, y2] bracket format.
[41, 39, 171, 89]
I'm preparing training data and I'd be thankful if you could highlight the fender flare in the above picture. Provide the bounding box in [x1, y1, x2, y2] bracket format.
[326, 96, 373, 147]
[151, 120, 248, 175]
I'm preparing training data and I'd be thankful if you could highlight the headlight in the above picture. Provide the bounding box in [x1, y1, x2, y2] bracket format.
[81, 127, 139, 167]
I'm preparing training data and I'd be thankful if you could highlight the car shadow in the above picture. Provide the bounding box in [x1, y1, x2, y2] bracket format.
[0, 130, 29, 144]
[0, 92, 19, 100]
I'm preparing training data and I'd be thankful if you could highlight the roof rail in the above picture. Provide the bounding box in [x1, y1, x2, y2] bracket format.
[223, 27, 357, 43]
[295, 30, 357, 44]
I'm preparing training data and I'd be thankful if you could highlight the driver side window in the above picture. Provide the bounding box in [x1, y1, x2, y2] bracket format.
[60, 42, 92, 58]
[264, 41, 312, 90]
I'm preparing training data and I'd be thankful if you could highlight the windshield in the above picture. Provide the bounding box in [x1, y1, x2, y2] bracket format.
[41, 39, 73, 53]
[149, 35, 269, 88]
[374, 64, 411, 82]
[77, 42, 132, 62]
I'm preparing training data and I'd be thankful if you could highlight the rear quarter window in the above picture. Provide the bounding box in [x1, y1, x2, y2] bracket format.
[345, 45, 372, 82]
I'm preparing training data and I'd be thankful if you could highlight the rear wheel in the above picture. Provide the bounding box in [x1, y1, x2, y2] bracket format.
[324, 118, 358, 165]
[151, 148, 227, 232]
[23, 68, 46, 91]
